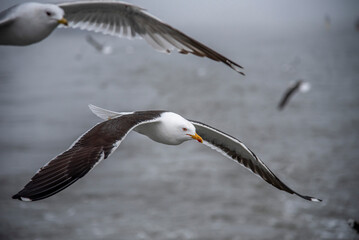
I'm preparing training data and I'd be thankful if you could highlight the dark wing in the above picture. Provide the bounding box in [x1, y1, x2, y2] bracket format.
[278, 81, 301, 110]
[348, 219, 359, 234]
[12, 112, 161, 201]
[58, 1, 244, 75]
[190, 120, 321, 202]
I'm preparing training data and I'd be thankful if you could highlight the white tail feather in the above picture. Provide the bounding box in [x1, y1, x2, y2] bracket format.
[88, 104, 133, 120]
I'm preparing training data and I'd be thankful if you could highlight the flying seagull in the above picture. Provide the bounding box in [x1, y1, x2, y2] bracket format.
[86, 35, 113, 55]
[278, 79, 311, 110]
[12, 105, 321, 202]
[0, 1, 244, 75]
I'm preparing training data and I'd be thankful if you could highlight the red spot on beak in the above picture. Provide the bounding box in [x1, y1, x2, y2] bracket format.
[190, 133, 203, 143]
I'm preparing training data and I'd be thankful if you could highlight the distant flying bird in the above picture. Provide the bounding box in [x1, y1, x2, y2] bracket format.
[12, 105, 321, 202]
[0, 1, 244, 75]
[355, 18, 359, 32]
[86, 35, 113, 55]
[278, 80, 311, 110]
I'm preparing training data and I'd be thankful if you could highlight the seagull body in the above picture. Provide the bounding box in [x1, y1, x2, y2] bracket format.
[0, 1, 244, 74]
[278, 79, 311, 110]
[12, 105, 321, 203]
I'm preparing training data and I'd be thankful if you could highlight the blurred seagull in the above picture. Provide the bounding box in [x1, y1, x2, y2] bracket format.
[12, 105, 321, 202]
[86, 35, 113, 55]
[278, 79, 311, 110]
[0, 1, 244, 75]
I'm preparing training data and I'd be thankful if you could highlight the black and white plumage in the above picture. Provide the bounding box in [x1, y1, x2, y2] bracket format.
[12, 105, 321, 202]
[0, 1, 244, 75]
[12, 108, 202, 201]
[278, 79, 311, 110]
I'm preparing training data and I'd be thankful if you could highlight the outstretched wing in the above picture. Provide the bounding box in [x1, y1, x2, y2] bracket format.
[190, 120, 321, 202]
[58, 1, 244, 75]
[12, 112, 162, 201]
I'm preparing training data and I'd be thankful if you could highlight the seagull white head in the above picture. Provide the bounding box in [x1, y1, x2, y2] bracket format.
[136, 112, 203, 146]
[44, 5, 67, 26]
[25, 3, 67, 26]
[159, 112, 203, 145]
[6, 3, 68, 45]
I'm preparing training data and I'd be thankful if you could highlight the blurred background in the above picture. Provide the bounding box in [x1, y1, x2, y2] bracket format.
[0, 0, 358, 239]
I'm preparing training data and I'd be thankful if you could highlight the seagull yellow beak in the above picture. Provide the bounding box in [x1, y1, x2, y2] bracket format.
[190, 133, 203, 143]
[58, 18, 68, 26]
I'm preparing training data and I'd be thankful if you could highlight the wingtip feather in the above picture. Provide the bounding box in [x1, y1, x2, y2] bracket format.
[12, 193, 32, 202]
[296, 193, 322, 202]
[310, 197, 322, 203]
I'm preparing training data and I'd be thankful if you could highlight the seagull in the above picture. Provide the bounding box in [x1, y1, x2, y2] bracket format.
[86, 35, 113, 55]
[278, 79, 311, 110]
[12, 105, 321, 202]
[0, 1, 244, 75]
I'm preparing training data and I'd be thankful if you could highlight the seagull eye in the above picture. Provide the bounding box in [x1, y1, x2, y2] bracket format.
[46, 11, 52, 17]
[182, 128, 188, 131]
